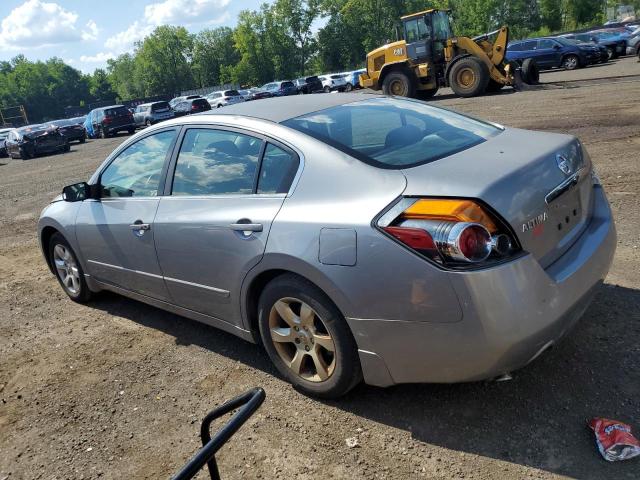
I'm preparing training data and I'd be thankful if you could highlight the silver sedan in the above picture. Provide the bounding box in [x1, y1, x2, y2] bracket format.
[38, 93, 616, 398]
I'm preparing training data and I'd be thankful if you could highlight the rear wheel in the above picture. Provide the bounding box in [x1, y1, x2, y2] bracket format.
[448, 57, 490, 98]
[562, 54, 580, 70]
[323, 86, 330, 93]
[258, 274, 362, 398]
[49, 233, 92, 303]
[521, 58, 540, 85]
[100, 127, 108, 139]
[606, 47, 615, 60]
[382, 70, 416, 97]
[20, 145, 33, 160]
[145, 119, 152, 127]
[344, 82, 353, 92]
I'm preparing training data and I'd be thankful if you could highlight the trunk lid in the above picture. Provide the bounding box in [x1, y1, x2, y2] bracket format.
[401, 128, 594, 269]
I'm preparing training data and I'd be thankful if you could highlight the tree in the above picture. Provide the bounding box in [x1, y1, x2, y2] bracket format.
[88, 69, 116, 103]
[540, 0, 564, 31]
[274, 0, 320, 74]
[192, 27, 240, 88]
[134, 25, 195, 96]
[106, 54, 143, 100]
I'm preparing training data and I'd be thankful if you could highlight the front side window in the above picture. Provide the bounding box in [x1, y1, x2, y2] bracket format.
[282, 97, 500, 169]
[100, 130, 177, 197]
[257, 144, 299, 194]
[539, 39, 556, 49]
[172, 129, 262, 196]
[405, 19, 419, 43]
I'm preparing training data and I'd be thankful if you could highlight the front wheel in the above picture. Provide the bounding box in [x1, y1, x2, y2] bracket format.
[258, 274, 362, 398]
[562, 54, 580, 70]
[344, 82, 353, 92]
[145, 119, 152, 127]
[100, 127, 108, 139]
[448, 57, 490, 97]
[49, 233, 92, 303]
[606, 47, 615, 60]
[382, 70, 416, 97]
[323, 86, 330, 93]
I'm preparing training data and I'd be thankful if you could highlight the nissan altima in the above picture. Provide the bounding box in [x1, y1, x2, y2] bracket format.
[38, 93, 616, 398]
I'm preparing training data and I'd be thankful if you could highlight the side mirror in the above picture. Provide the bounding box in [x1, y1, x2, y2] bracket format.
[62, 182, 93, 202]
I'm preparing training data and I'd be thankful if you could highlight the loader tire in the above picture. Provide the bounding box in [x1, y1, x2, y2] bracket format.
[522, 58, 540, 85]
[449, 57, 490, 98]
[382, 71, 415, 98]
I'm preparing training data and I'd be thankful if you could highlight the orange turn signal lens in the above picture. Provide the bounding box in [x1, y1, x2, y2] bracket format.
[402, 199, 498, 233]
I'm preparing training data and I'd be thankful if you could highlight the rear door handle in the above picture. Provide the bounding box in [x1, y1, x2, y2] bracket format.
[229, 223, 263, 232]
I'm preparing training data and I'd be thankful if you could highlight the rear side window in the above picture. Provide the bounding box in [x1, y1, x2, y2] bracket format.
[282, 97, 500, 169]
[539, 39, 556, 49]
[521, 40, 537, 50]
[100, 130, 177, 197]
[257, 144, 299, 194]
[172, 129, 262, 196]
[151, 102, 170, 111]
[281, 81, 294, 88]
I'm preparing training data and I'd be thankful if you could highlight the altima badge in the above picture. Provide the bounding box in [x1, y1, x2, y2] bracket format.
[522, 212, 548, 233]
[556, 154, 572, 175]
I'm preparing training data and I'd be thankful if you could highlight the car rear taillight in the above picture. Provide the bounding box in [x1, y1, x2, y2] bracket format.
[377, 198, 519, 269]
[191, 104, 198, 110]
[103, 116, 112, 124]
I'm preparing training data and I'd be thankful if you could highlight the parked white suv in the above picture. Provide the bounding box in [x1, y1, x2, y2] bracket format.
[318, 74, 347, 93]
[206, 90, 245, 108]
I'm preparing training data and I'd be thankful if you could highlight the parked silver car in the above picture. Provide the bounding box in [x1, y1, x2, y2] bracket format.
[38, 93, 616, 398]
[133, 101, 175, 127]
[206, 89, 245, 108]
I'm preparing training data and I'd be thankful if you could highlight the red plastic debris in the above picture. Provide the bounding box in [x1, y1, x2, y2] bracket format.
[589, 418, 640, 462]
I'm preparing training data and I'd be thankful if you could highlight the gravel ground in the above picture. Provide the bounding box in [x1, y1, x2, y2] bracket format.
[1, 57, 639, 480]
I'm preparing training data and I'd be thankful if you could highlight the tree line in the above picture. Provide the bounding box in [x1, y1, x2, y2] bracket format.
[0, 0, 629, 123]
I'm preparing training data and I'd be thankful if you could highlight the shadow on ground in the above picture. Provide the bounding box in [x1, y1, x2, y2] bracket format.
[90, 283, 640, 479]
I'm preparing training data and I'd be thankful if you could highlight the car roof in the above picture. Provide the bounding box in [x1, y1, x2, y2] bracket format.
[97, 105, 126, 111]
[202, 91, 383, 123]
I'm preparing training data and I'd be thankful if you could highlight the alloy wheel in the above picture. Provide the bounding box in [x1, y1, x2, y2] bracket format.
[53, 244, 81, 295]
[268, 297, 336, 382]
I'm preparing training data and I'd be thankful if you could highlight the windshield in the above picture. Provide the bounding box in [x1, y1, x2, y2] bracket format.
[555, 37, 576, 46]
[282, 97, 500, 169]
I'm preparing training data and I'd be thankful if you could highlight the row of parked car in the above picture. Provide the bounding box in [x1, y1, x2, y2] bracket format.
[506, 23, 640, 71]
[0, 118, 86, 160]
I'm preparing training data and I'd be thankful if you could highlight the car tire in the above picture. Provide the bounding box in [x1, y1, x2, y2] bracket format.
[145, 119, 152, 127]
[49, 232, 92, 303]
[20, 146, 33, 160]
[345, 83, 353, 92]
[258, 274, 362, 399]
[323, 86, 331, 93]
[448, 57, 490, 97]
[606, 47, 615, 60]
[128, 128, 135, 135]
[521, 58, 540, 85]
[562, 54, 580, 70]
[63, 142, 71, 153]
[100, 127, 108, 139]
[79, 135, 86, 143]
[382, 70, 416, 97]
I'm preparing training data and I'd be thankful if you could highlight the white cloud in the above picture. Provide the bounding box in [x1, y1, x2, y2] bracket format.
[144, 0, 231, 26]
[80, 52, 115, 63]
[0, 0, 98, 49]
[82, 20, 99, 41]
[104, 21, 154, 54]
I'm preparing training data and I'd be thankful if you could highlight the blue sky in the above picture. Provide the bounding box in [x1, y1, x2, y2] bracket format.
[0, 0, 270, 73]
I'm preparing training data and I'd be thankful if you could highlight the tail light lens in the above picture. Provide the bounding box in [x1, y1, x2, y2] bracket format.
[103, 116, 112, 124]
[377, 198, 519, 269]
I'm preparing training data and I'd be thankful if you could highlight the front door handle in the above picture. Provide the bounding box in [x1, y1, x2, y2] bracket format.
[129, 222, 151, 231]
[229, 222, 263, 232]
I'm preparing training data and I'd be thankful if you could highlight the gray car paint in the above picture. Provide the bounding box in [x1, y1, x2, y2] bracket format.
[38, 94, 616, 388]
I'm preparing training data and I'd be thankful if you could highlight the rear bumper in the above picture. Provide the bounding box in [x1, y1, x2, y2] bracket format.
[348, 185, 616, 387]
[105, 122, 135, 133]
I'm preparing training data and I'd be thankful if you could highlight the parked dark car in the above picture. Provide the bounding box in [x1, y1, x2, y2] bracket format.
[559, 37, 609, 63]
[5, 124, 69, 159]
[294, 76, 324, 94]
[0, 127, 13, 157]
[506, 37, 600, 70]
[88, 105, 136, 139]
[261, 81, 298, 97]
[133, 101, 175, 127]
[172, 98, 212, 117]
[46, 118, 86, 143]
[563, 32, 625, 59]
[169, 95, 201, 109]
[246, 89, 273, 100]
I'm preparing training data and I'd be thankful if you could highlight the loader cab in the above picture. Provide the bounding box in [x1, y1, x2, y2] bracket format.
[402, 10, 453, 64]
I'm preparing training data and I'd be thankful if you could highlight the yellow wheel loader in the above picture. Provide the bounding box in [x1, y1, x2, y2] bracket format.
[359, 9, 539, 99]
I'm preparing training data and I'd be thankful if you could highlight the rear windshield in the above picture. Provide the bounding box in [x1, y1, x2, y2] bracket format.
[151, 102, 170, 111]
[104, 107, 128, 116]
[306, 76, 319, 82]
[49, 119, 76, 127]
[281, 81, 295, 88]
[192, 99, 209, 107]
[330, 75, 343, 79]
[223, 90, 240, 96]
[281, 97, 501, 169]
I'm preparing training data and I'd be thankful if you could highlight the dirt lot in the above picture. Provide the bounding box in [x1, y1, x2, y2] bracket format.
[1, 57, 639, 480]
